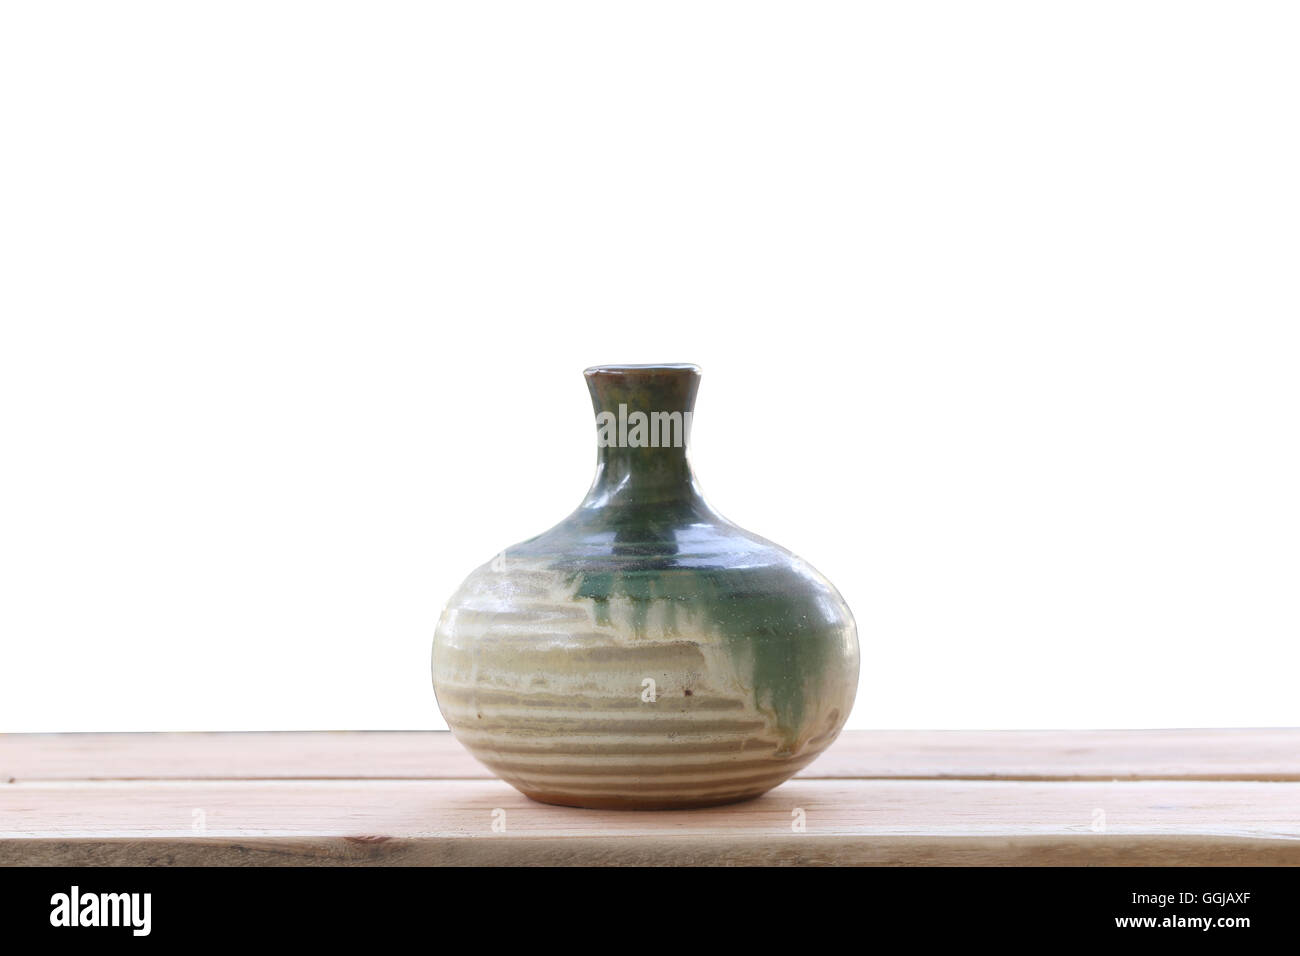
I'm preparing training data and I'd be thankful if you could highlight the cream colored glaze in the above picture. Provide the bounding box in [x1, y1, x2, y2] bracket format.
[433, 556, 857, 809]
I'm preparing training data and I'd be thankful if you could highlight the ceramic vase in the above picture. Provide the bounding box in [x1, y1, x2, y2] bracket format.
[432, 364, 858, 809]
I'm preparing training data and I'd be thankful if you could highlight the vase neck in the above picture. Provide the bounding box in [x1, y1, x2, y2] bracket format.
[580, 364, 706, 509]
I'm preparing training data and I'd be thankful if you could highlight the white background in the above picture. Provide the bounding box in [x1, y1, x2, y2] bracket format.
[2, 2, 1297, 732]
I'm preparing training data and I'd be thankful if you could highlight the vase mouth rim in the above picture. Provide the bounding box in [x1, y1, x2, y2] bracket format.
[584, 363, 701, 378]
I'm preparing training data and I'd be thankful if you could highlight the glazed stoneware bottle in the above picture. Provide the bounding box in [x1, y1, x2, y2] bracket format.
[432, 364, 858, 809]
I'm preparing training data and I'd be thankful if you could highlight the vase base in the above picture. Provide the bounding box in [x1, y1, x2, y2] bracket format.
[517, 787, 772, 811]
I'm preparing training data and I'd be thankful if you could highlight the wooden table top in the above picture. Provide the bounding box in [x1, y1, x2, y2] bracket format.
[2, 730, 1298, 866]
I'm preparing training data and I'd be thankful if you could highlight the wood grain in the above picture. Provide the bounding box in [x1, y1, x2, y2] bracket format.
[5, 728, 1299, 782]
[2, 731, 1298, 865]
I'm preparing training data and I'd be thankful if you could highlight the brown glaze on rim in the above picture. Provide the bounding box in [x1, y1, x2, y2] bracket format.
[583, 363, 701, 377]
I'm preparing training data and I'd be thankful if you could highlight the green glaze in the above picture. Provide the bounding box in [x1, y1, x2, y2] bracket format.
[507, 364, 856, 752]
[433, 363, 857, 808]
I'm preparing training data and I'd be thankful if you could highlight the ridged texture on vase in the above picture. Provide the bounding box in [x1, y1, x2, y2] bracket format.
[433, 543, 858, 809]
[433, 363, 858, 810]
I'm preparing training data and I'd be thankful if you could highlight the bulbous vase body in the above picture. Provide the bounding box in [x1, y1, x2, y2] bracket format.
[433, 365, 858, 809]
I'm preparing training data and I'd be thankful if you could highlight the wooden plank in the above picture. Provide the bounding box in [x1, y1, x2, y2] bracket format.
[820, 729, 1300, 781]
[3, 778, 1298, 866]
[2, 729, 1299, 782]
[0, 732, 485, 782]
